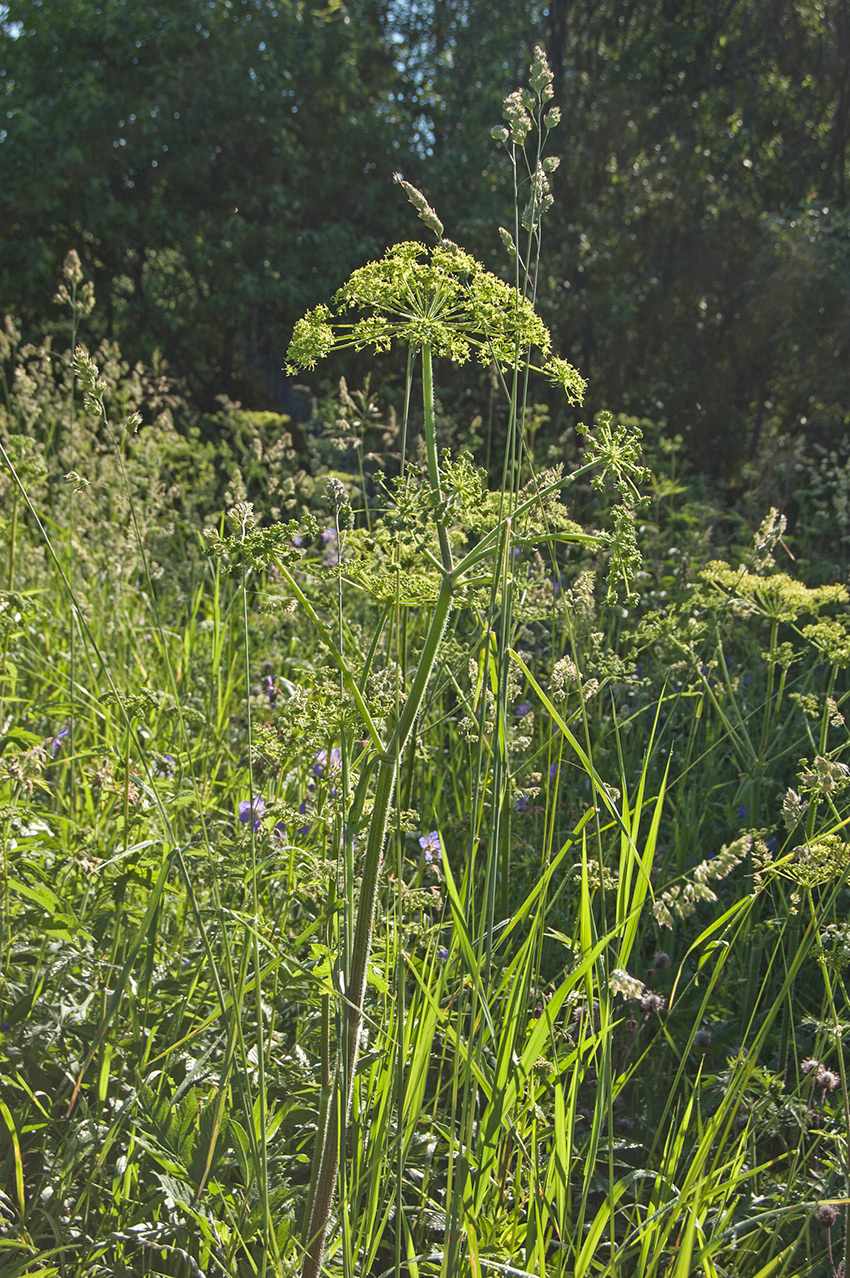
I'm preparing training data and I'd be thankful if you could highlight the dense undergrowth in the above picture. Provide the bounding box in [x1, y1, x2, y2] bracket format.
[2, 52, 850, 1278]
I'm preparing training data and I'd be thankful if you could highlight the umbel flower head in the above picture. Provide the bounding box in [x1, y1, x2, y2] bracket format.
[286, 240, 585, 405]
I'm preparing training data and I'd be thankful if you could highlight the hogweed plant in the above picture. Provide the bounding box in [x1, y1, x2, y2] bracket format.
[249, 52, 646, 1278]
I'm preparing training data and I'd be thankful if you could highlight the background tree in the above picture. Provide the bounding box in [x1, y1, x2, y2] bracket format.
[390, 0, 850, 474]
[539, 0, 850, 472]
[1, 0, 848, 477]
[0, 0, 408, 406]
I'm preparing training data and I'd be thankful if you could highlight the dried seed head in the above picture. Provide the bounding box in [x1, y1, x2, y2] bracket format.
[326, 476, 349, 509]
[815, 1203, 840, 1228]
[693, 1029, 712, 1050]
[801, 1056, 820, 1075]
[817, 1068, 840, 1091]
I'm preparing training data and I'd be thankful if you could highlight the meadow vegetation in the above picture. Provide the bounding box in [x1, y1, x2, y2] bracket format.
[2, 48, 850, 1278]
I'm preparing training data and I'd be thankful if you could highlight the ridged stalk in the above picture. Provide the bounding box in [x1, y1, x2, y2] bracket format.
[300, 384, 455, 1277]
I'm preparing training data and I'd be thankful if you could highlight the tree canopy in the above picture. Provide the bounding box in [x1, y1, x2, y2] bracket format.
[1, 0, 848, 473]
[0, 0, 408, 403]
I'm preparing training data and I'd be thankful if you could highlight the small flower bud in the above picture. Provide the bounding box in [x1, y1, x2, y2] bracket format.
[815, 1203, 840, 1228]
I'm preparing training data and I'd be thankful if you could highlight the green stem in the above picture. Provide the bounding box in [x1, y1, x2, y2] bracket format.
[451, 458, 601, 579]
[6, 491, 17, 594]
[68, 296, 78, 804]
[421, 343, 453, 574]
[0, 491, 17, 723]
[301, 339, 458, 1276]
[815, 929, 850, 1278]
[301, 572, 454, 1278]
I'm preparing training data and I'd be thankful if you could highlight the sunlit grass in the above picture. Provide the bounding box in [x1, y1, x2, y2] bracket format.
[1, 47, 850, 1278]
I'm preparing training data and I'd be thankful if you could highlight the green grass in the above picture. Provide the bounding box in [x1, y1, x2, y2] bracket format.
[2, 47, 850, 1278]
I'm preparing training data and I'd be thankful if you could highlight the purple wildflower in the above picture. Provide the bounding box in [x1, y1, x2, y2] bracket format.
[265, 674, 278, 710]
[274, 801, 311, 839]
[155, 753, 175, 776]
[238, 796, 266, 831]
[322, 528, 340, 566]
[314, 747, 342, 778]
[549, 763, 560, 780]
[437, 947, 450, 962]
[515, 792, 530, 814]
[297, 800, 311, 837]
[515, 701, 532, 718]
[419, 830, 442, 863]
[50, 727, 69, 757]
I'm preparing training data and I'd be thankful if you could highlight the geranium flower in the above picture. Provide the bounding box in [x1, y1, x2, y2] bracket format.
[314, 747, 342, 778]
[238, 796, 266, 831]
[419, 830, 442, 862]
